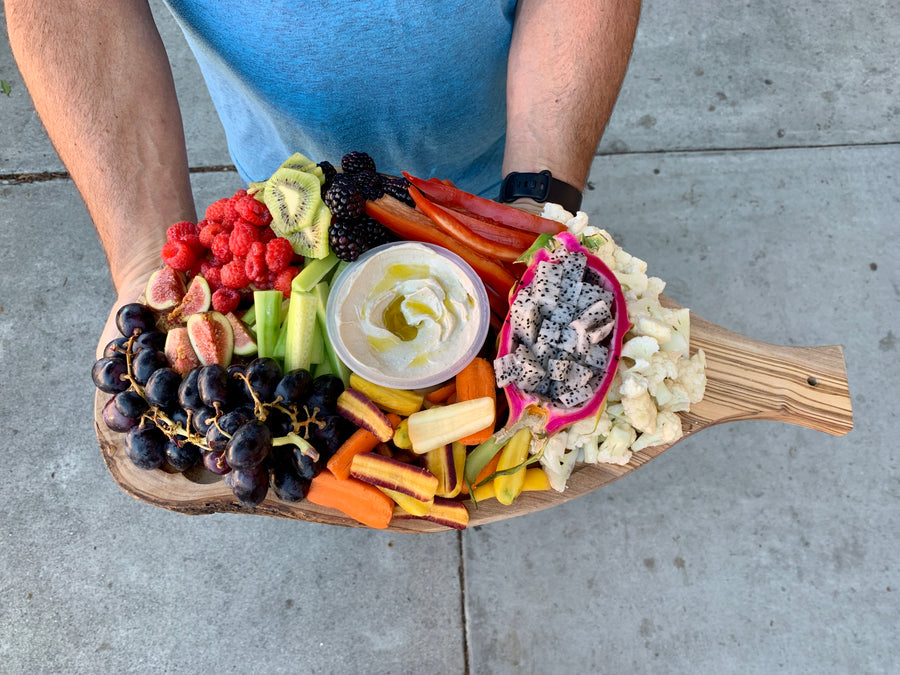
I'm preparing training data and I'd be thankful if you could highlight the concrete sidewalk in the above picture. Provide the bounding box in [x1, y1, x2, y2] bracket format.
[1, 1, 897, 673]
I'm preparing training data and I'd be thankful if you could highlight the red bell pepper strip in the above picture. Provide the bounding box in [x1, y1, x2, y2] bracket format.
[365, 196, 517, 300]
[402, 172, 566, 235]
[407, 185, 523, 262]
[433, 204, 537, 252]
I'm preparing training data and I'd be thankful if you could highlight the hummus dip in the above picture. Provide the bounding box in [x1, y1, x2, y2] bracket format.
[328, 242, 488, 388]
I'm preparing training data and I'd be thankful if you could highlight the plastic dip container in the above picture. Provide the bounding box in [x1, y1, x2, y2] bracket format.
[326, 242, 489, 389]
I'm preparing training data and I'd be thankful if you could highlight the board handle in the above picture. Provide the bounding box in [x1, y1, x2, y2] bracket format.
[680, 313, 853, 437]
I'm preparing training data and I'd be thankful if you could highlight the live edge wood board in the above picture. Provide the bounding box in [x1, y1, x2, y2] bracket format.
[95, 296, 853, 533]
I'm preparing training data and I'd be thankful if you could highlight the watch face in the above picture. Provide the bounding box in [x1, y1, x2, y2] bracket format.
[502, 171, 552, 202]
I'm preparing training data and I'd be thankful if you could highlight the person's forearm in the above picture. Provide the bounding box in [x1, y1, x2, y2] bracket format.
[7, 0, 195, 296]
[503, 0, 641, 191]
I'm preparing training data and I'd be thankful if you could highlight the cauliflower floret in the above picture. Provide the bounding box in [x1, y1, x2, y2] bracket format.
[621, 335, 661, 370]
[631, 411, 684, 451]
[634, 316, 673, 344]
[541, 202, 573, 224]
[621, 388, 658, 433]
[540, 433, 579, 492]
[677, 350, 708, 403]
[596, 422, 636, 465]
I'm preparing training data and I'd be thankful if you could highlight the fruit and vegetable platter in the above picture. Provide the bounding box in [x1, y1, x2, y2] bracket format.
[92, 152, 854, 532]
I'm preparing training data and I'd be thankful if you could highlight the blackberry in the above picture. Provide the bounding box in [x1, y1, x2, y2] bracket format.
[317, 161, 337, 190]
[324, 174, 365, 222]
[351, 170, 384, 200]
[328, 219, 367, 262]
[381, 176, 415, 207]
[341, 151, 376, 175]
[328, 216, 392, 262]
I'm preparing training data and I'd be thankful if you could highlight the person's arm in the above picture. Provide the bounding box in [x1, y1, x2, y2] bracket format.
[502, 0, 641, 193]
[7, 0, 196, 302]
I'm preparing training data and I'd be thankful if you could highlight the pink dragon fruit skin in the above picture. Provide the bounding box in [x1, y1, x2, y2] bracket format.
[496, 232, 630, 434]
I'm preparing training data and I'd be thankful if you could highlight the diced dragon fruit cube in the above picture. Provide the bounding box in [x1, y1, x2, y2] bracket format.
[583, 343, 609, 370]
[564, 361, 593, 389]
[575, 284, 603, 311]
[493, 353, 520, 388]
[557, 384, 593, 408]
[547, 358, 571, 381]
[558, 280, 582, 308]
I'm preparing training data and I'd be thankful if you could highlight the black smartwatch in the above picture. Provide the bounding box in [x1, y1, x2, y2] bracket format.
[498, 170, 583, 213]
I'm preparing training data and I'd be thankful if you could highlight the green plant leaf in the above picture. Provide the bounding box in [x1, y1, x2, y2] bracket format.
[0, 80, 11, 96]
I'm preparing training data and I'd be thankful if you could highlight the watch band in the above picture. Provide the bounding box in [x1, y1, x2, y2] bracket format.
[498, 170, 583, 213]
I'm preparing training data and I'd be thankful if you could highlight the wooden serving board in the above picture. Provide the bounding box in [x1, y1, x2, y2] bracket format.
[94, 296, 853, 533]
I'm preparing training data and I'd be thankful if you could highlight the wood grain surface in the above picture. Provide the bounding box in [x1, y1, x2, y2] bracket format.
[94, 296, 853, 533]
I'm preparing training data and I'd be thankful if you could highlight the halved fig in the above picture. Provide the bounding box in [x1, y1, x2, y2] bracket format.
[144, 266, 186, 311]
[187, 311, 234, 367]
[225, 312, 258, 357]
[164, 326, 202, 375]
[168, 275, 212, 325]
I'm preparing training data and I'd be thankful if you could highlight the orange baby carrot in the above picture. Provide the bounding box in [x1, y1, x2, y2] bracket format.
[306, 470, 394, 529]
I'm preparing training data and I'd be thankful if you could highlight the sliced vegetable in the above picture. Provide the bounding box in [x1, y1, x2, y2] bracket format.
[306, 470, 394, 529]
[435, 204, 538, 251]
[423, 444, 459, 498]
[349, 451, 439, 503]
[406, 397, 495, 454]
[472, 467, 551, 502]
[379, 487, 434, 516]
[425, 381, 456, 404]
[312, 281, 350, 387]
[326, 413, 401, 480]
[253, 290, 283, 359]
[402, 172, 565, 235]
[391, 496, 470, 530]
[336, 389, 395, 442]
[463, 435, 505, 494]
[349, 373, 425, 417]
[408, 186, 523, 262]
[493, 428, 532, 505]
[454, 358, 497, 445]
[282, 291, 318, 372]
[292, 252, 339, 293]
[365, 195, 516, 299]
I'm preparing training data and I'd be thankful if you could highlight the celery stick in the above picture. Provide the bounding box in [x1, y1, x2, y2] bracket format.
[283, 291, 318, 372]
[333, 259, 352, 282]
[241, 304, 256, 326]
[313, 360, 334, 378]
[253, 290, 283, 358]
[312, 281, 351, 387]
[273, 317, 288, 368]
[292, 252, 339, 294]
[308, 318, 325, 365]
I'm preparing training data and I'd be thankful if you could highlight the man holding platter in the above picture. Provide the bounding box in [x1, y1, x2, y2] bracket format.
[7, 0, 640, 311]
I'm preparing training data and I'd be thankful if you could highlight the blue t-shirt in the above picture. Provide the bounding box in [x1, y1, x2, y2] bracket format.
[162, 1, 518, 196]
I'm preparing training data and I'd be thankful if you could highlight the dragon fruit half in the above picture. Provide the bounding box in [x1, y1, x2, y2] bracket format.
[494, 232, 630, 435]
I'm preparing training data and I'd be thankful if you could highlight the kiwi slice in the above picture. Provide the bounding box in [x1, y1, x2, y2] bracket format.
[263, 167, 323, 235]
[279, 152, 326, 185]
[281, 201, 332, 259]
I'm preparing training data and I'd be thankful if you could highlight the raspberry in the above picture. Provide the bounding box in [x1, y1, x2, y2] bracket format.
[274, 266, 300, 297]
[166, 220, 198, 243]
[199, 221, 227, 249]
[181, 233, 205, 255]
[244, 249, 268, 284]
[200, 262, 223, 291]
[248, 241, 266, 257]
[211, 232, 233, 263]
[211, 287, 240, 314]
[205, 199, 229, 223]
[161, 240, 198, 272]
[228, 221, 258, 257]
[220, 259, 249, 289]
[231, 188, 248, 201]
[222, 200, 240, 228]
[265, 237, 294, 273]
[258, 226, 277, 244]
[234, 195, 272, 227]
